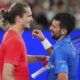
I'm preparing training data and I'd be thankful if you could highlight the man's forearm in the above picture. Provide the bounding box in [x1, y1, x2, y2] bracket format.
[46, 47, 53, 55]
[2, 74, 16, 80]
[2, 63, 16, 80]
[28, 55, 46, 63]
[57, 73, 68, 80]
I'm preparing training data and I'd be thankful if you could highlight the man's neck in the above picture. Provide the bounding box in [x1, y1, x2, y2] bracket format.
[11, 23, 24, 36]
[57, 35, 66, 41]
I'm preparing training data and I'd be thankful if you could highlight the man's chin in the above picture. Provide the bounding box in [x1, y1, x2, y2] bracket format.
[27, 26, 30, 29]
[24, 25, 31, 30]
[25, 23, 31, 29]
[51, 36, 59, 41]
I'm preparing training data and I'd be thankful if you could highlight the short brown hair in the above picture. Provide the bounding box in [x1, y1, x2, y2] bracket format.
[0, 2, 29, 24]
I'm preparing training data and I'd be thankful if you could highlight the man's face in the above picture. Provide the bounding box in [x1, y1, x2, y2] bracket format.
[20, 7, 33, 29]
[49, 19, 62, 40]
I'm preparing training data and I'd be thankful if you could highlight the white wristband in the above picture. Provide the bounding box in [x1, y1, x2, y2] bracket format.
[41, 39, 52, 49]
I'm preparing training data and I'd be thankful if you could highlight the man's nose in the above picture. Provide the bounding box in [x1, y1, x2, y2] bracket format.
[31, 16, 33, 22]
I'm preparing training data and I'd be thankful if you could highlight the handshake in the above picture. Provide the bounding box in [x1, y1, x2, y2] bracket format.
[42, 56, 49, 67]
[31, 56, 54, 79]
[31, 56, 49, 79]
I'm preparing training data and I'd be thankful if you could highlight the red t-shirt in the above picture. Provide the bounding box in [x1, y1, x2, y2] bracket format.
[0, 29, 29, 80]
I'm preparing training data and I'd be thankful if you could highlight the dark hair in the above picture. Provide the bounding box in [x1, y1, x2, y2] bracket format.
[0, 2, 29, 24]
[57, 1, 65, 8]
[53, 12, 75, 35]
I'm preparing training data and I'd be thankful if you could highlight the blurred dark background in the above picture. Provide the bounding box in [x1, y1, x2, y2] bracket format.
[0, 0, 80, 30]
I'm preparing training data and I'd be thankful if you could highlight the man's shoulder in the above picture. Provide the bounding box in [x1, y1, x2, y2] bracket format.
[2, 29, 21, 45]
[5, 29, 18, 38]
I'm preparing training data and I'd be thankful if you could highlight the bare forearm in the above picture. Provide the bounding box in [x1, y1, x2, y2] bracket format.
[32, 30, 53, 55]
[2, 63, 16, 80]
[2, 74, 16, 80]
[46, 47, 53, 55]
[57, 73, 68, 80]
[28, 55, 46, 63]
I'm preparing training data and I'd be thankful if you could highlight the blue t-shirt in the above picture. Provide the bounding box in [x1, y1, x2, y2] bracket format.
[47, 36, 78, 80]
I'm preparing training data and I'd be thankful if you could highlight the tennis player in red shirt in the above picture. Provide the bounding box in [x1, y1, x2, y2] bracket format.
[0, 2, 47, 80]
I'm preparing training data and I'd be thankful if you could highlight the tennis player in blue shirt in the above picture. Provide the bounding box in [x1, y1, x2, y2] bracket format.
[32, 12, 78, 80]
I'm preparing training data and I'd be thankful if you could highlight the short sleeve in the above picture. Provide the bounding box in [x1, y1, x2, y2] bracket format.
[54, 48, 68, 74]
[4, 39, 22, 66]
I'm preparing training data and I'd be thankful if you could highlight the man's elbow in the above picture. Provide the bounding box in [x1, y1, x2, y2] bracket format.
[57, 73, 68, 80]
[57, 77, 68, 80]
[2, 63, 15, 80]
[2, 72, 13, 80]
[2, 72, 8, 80]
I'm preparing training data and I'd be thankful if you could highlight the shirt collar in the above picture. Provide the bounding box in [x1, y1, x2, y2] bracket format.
[55, 36, 71, 46]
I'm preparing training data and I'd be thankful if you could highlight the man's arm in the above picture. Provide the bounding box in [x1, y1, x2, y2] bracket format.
[57, 73, 68, 80]
[28, 55, 48, 63]
[2, 63, 16, 80]
[45, 46, 53, 55]
[54, 48, 68, 80]
[32, 29, 53, 55]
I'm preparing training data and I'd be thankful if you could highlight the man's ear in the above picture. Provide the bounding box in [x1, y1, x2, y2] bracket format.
[61, 28, 67, 35]
[15, 16, 21, 23]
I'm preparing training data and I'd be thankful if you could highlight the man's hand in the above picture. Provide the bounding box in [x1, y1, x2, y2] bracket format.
[42, 56, 49, 67]
[28, 55, 48, 63]
[32, 29, 53, 55]
[32, 29, 45, 41]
